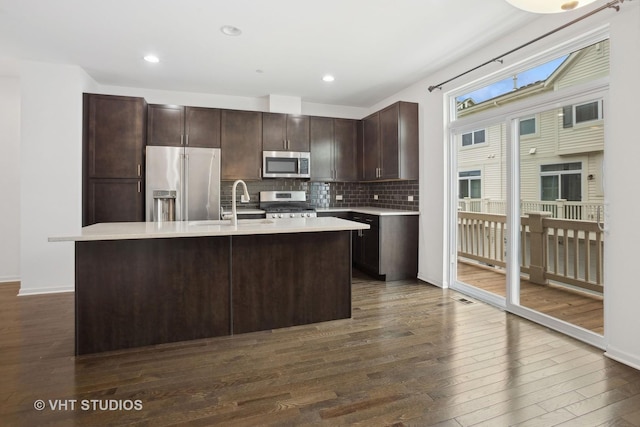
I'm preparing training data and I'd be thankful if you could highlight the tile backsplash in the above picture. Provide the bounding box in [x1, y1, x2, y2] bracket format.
[221, 179, 419, 211]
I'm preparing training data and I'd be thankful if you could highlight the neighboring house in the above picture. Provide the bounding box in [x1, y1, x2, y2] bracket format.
[456, 40, 608, 220]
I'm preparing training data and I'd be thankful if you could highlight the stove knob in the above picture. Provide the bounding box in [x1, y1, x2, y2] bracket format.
[307, 213, 312, 217]
[290, 213, 295, 218]
[278, 214, 283, 218]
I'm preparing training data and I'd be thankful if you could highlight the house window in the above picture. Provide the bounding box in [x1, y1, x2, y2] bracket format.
[461, 129, 486, 147]
[562, 100, 603, 128]
[540, 162, 582, 201]
[459, 170, 481, 199]
[520, 117, 536, 136]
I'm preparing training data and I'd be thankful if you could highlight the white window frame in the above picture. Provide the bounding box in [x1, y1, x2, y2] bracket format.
[539, 161, 583, 201]
[573, 99, 603, 126]
[461, 129, 487, 147]
[458, 170, 482, 199]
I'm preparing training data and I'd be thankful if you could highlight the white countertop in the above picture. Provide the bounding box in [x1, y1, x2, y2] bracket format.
[49, 217, 369, 242]
[316, 207, 419, 216]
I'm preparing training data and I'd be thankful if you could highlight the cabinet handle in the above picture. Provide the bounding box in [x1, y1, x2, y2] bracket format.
[180, 134, 184, 146]
[365, 218, 373, 223]
[186, 134, 189, 146]
[137, 181, 141, 193]
[137, 164, 141, 177]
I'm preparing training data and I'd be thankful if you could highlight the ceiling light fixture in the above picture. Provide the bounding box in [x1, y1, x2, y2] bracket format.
[505, 0, 597, 13]
[322, 74, 335, 82]
[221, 25, 242, 36]
[144, 55, 159, 63]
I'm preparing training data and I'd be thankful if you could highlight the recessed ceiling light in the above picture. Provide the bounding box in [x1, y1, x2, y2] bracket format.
[221, 25, 242, 36]
[322, 74, 335, 82]
[144, 55, 159, 63]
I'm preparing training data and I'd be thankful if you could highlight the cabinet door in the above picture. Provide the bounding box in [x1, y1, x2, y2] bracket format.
[185, 107, 221, 148]
[334, 119, 358, 181]
[361, 226, 380, 273]
[286, 115, 310, 151]
[263, 113, 310, 151]
[310, 117, 334, 181]
[86, 94, 145, 179]
[221, 110, 262, 180]
[86, 179, 143, 225]
[379, 103, 400, 180]
[363, 113, 379, 181]
[262, 112, 287, 151]
[147, 104, 185, 146]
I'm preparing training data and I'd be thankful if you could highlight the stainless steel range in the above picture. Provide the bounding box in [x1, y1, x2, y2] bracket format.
[260, 191, 317, 220]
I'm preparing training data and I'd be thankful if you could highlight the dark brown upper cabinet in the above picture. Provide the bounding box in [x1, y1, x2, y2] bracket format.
[362, 101, 418, 181]
[147, 104, 221, 148]
[86, 94, 146, 179]
[83, 93, 146, 226]
[310, 117, 358, 182]
[221, 109, 263, 180]
[262, 113, 310, 152]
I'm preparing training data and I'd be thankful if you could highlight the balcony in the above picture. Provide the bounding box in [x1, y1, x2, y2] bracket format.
[457, 199, 604, 334]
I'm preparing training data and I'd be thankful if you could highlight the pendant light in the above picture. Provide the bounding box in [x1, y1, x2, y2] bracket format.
[505, 0, 598, 13]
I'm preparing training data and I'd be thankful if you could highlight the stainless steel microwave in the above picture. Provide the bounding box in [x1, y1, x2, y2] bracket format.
[262, 151, 311, 178]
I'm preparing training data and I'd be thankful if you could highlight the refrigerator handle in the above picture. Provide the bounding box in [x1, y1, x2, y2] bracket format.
[184, 154, 189, 221]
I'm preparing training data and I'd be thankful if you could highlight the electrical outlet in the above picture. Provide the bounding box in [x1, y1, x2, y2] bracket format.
[408, 195, 414, 202]
[336, 195, 343, 201]
[373, 195, 378, 200]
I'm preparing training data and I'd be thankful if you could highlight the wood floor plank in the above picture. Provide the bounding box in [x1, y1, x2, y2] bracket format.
[1, 270, 639, 426]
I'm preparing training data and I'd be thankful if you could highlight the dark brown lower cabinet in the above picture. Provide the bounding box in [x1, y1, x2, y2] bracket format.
[75, 237, 231, 355]
[74, 231, 352, 354]
[231, 231, 351, 334]
[351, 213, 418, 281]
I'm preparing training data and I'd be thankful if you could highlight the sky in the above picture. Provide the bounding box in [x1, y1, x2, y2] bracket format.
[457, 55, 568, 104]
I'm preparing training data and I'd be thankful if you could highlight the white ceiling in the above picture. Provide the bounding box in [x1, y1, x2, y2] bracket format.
[0, 0, 539, 107]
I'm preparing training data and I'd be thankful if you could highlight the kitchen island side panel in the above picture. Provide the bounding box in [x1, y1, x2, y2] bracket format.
[231, 231, 352, 334]
[75, 236, 231, 355]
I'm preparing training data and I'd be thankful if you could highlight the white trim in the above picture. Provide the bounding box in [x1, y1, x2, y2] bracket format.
[509, 304, 605, 349]
[18, 286, 73, 296]
[605, 346, 640, 371]
[417, 274, 444, 288]
[449, 280, 506, 310]
[0, 276, 20, 283]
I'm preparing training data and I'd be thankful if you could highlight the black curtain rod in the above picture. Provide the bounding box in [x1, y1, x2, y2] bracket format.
[427, 0, 625, 93]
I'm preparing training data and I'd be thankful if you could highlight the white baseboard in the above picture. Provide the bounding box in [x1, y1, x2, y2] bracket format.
[605, 345, 640, 371]
[0, 276, 20, 283]
[417, 272, 443, 288]
[18, 286, 74, 296]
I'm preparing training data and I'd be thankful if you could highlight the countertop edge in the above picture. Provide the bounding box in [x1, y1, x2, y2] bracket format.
[49, 218, 369, 242]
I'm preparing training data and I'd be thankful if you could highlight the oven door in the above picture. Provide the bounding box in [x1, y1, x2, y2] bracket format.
[262, 151, 310, 178]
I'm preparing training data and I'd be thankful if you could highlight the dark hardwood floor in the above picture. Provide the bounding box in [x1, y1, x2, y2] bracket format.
[1, 272, 640, 426]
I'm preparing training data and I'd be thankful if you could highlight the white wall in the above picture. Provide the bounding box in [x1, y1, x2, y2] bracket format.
[18, 60, 97, 295]
[603, 3, 640, 370]
[0, 76, 21, 283]
[96, 85, 368, 119]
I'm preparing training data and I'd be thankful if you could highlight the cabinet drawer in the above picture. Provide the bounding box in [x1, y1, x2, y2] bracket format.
[350, 213, 379, 228]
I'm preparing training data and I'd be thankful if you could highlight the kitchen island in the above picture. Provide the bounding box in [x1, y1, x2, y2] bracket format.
[50, 218, 369, 355]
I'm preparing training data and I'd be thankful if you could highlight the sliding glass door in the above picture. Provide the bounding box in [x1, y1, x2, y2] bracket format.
[450, 37, 608, 347]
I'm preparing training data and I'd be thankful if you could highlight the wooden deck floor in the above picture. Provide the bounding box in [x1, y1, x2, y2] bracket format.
[1, 272, 635, 426]
[457, 261, 604, 335]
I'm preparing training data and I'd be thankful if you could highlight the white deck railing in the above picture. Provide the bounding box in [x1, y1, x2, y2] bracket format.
[458, 211, 604, 294]
[458, 198, 604, 222]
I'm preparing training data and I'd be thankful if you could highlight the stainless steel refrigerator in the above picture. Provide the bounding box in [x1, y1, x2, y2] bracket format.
[145, 146, 221, 221]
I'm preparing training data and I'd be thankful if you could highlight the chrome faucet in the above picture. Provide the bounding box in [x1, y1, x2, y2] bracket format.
[230, 179, 250, 226]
